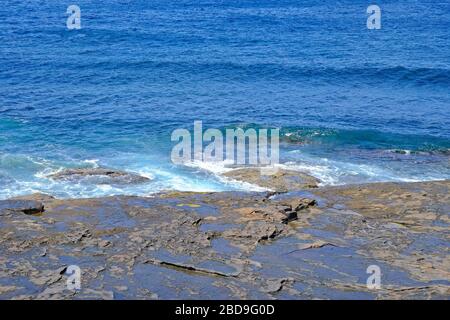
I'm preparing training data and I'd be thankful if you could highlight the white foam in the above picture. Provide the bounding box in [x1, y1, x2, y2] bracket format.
[83, 159, 100, 168]
[218, 176, 269, 192]
[278, 161, 341, 185]
[182, 159, 236, 174]
[179, 160, 269, 191]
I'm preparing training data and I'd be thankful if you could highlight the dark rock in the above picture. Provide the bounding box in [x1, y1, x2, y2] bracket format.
[281, 210, 298, 224]
[48, 168, 151, 184]
[223, 221, 282, 242]
[0, 200, 44, 215]
[144, 259, 240, 278]
[247, 198, 316, 224]
[263, 278, 295, 293]
[287, 198, 317, 212]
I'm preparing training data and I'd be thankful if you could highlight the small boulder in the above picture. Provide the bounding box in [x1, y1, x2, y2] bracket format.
[277, 198, 316, 223]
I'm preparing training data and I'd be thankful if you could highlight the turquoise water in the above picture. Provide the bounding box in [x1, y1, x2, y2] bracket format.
[0, 0, 449, 198]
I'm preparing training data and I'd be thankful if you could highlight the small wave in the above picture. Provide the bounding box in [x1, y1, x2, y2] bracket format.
[385, 148, 450, 156]
[50, 59, 450, 87]
[0, 153, 49, 172]
[278, 162, 341, 186]
[219, 175, 269, 192]
[82, 159, 100, 168]
[179, 160, 269, 191]
[182, 159, 235, 175]
[280, 127, 450, 153]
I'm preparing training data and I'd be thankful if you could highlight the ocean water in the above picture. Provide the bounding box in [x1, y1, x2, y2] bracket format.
[0, 0, 449, 199]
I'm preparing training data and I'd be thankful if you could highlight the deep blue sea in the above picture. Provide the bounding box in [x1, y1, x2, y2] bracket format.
[0, 0, 449, 199]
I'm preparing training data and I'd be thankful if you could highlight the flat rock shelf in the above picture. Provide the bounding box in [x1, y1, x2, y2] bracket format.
[0, 180, 449, 299]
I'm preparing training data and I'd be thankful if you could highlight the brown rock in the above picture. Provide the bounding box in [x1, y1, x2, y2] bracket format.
[10, 193, 55, 202]
[224, 168, 320, 192]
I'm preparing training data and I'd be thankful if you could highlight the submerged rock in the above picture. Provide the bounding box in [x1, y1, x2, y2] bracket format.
[48, 168, 151, 184]
[224, 168, 320, 192]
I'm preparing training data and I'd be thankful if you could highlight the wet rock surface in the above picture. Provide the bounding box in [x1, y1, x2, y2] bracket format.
[48, 168, 150, 185]
[0, 181, 449, 299]
[0, 200, 44, 216]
